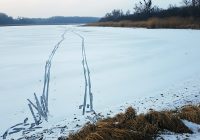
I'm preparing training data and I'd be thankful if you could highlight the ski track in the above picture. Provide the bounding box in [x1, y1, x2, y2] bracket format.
[1, 28, 95, 140]
[72, 31, 94, 115]
[1, 28, 68, 139]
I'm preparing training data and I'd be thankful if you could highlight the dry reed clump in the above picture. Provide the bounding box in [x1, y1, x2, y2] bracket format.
[179, 105, 200, 124]
[144, 111, 192, 134]
[124, 106, 137, 120]
[85, 128, 150, 140]
[64, 105, 200, 140]
[96, 107, 136, 128]
[124, 114, 159, 135]
[67, 123, 96, 140]
[67, 107, 153, 140]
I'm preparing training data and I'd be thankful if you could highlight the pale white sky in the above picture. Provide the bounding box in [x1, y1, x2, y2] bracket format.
[0, 0, 181, 18]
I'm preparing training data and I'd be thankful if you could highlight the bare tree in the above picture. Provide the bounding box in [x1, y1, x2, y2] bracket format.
[192, 0, 196, 6]
[182, 0, 200, 7]
[183, 0, 191, 6]
[144, 0, 152, 13]
[133, 1, 144, 13]
[133, 0, 153, 14]
[196, 0, 200, 6]
[126, 10, 131, 16]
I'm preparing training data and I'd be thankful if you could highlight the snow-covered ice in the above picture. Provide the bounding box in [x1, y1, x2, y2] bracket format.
[0, 25, 200, 139]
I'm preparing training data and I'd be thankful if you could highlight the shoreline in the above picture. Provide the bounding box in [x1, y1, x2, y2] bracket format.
[0, 23, 84, 27]
[86, 17, 200, 29]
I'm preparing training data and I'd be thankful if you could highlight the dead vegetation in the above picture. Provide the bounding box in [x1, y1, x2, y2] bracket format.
[87, 17, 200, 29]
[61, 105, 200, 140]
[144, 111, 192, 133]
[179, 105, 200, 124]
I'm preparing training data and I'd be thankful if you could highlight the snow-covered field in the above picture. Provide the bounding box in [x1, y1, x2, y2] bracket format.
[0, 25, 200, 139]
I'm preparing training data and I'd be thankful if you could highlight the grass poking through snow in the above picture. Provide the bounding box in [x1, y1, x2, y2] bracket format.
[179, 105, 200, 124]
[60, 105, 200, 140]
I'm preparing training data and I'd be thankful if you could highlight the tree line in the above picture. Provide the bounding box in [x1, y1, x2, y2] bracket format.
[100, 0, 200, 22]
[0, 13, 99, 25]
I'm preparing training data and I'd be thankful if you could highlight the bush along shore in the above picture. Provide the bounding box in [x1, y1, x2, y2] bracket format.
[59, 105, 200, 140]
[87, 0, 200, 29]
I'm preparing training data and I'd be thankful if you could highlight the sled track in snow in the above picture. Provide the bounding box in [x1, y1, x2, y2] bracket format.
[1, 28, 68, 139]
[27, 29, 68, 124]
[2, 28, 95, 139]
[72, 31, 94, 115]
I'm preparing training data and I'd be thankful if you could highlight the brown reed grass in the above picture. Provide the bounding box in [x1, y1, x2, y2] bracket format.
[179, 105, 200, 124]
[63, 105, 200, 140]
[87, 17, 200, 29]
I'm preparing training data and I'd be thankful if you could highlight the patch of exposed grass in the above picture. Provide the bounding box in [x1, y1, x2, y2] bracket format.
[67, 123, 96, 140]
[144, 111, 192, 133]
[61, 105, 200, 140]
[87, 17, 200, 29]
[179, 105, 200, 124]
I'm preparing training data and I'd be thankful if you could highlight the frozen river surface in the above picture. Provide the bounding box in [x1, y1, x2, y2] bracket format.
[0, 25, 200, 137]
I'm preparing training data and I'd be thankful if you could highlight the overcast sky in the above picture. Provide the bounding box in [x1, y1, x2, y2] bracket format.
[0, 0, 181, 18]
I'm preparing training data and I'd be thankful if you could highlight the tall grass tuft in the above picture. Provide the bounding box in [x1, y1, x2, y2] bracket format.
[179, 105, 200, 124]
[63, 105, 200, 140]
[144, 111, 192, 133]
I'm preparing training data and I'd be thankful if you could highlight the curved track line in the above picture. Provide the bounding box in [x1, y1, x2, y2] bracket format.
[72, 31, 94, 115]
[29, 28, 68, 122]
[2, 28, 69, 139]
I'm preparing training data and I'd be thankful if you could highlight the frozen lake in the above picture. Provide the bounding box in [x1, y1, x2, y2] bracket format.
[0, 25, 200, 136]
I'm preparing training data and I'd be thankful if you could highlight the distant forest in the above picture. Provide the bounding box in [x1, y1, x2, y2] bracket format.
[0, 13, 99, 25]
[100, 0, 200, 22]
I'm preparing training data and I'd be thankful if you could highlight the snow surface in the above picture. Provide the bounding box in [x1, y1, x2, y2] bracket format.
[0, 25, 200, 139]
